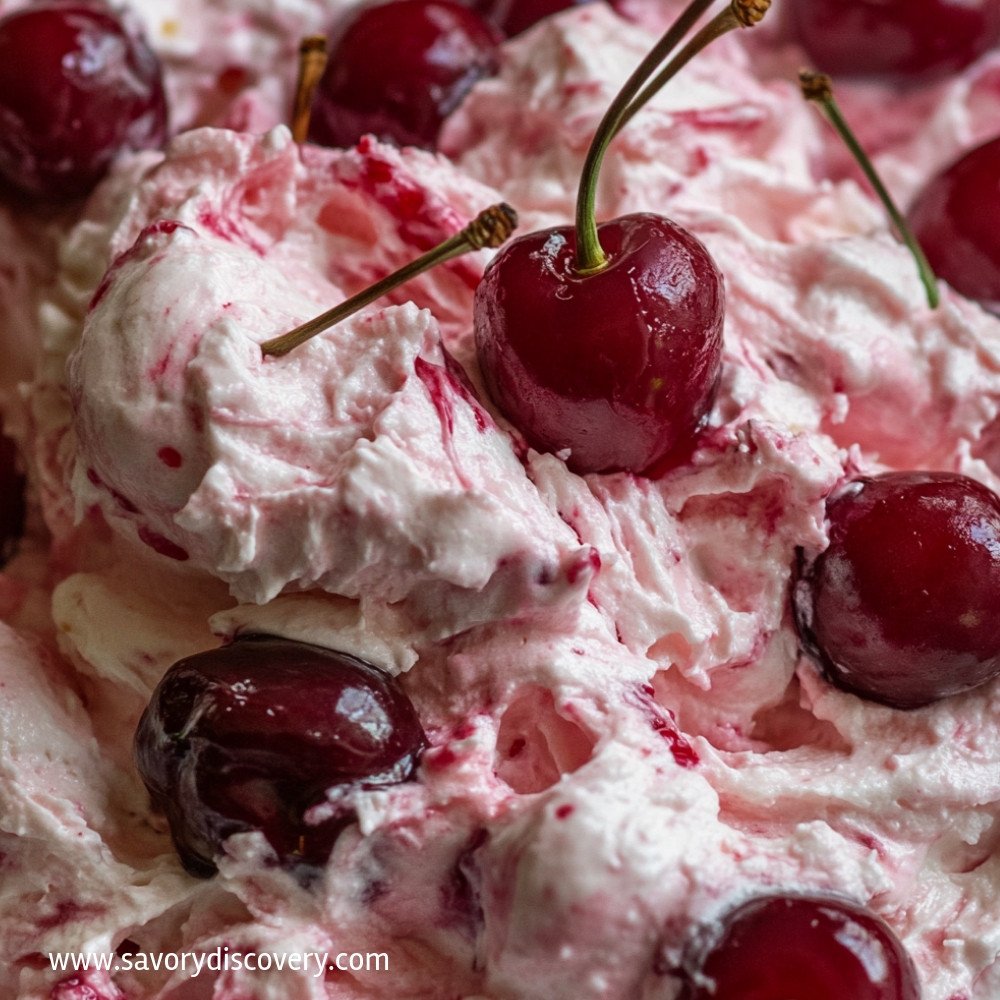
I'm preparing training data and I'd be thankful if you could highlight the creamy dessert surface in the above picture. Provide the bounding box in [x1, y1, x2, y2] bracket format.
[1, 2, 999, 999]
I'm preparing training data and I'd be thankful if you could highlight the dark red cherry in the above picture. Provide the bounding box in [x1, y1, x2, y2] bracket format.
[794, 471, 1000, 709]
[0, 2, 167, 200]
[678, 894, 920, 1000]
[476, 0, 594, 37]
[308, 0, 500, 151]
[790, 0, 1000, 82]
[134, 635, 427, 876]
[474, 212, 724, 475]
[907, 136, 1000, 313]
[0, 428, 27, 565]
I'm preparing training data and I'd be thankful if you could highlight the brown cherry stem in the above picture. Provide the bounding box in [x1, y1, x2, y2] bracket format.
[290, 36, 328, 143]
[799, 69, 940, 310]
[260, 203, 518, 358]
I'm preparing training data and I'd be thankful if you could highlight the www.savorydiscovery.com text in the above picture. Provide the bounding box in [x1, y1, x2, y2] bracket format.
[48, 946, 389, 979]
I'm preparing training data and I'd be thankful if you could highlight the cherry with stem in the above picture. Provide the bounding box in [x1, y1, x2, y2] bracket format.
[474, 0, 771, 475]
[264, 0, 771, 473]
[260, 202, 518, 357]
[799, 70, 939, 309]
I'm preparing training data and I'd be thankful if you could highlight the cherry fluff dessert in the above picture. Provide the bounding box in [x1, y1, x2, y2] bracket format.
[0, 0, 999, 999]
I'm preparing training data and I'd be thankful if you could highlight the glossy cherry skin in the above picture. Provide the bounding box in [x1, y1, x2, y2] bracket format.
[678, 894, 920, 1000]
[907, 137, 1000, 314]
[790, 0, 1000, 82]
[0, 2, 167, 200]
[308, 0, 500, 151]
[474, 212, 724, 475]
[476, 0, 593, 37]
[794, 472, 1000, 709]
[0, 429, 26, 565]
[134, 635, 427, 876]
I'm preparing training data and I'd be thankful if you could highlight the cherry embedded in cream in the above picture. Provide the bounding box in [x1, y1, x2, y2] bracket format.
[307, 0, 501, 151]
[678, 894, 921, 999]
[134, 635, 428, 876]
[790, 0, 1000, 82]
[908, 136, 1000, 314]
[474, 213, 724, 474]
[794, 471, 1000, 708]
[0, 2, 167, 200]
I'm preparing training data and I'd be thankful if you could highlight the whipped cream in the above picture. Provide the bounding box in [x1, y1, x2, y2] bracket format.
[2, 3, 1000, 999]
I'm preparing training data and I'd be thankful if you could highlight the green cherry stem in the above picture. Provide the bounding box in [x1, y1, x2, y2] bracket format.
[260, 203, 518, 358]
[799, 69, 940, 310]
[573, 0, 716, 275]
[573, 0, 771, 275]
[616, 0, 770, 135]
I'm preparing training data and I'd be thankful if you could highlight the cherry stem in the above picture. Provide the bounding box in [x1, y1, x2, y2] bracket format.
[573, 0, 714, 274]
[616, 0, 769, 135]
[291, 36, 328, 143]
[260, 203, 518, 357]
[573, 0, 770, 275]
[799, 70, 940, 310]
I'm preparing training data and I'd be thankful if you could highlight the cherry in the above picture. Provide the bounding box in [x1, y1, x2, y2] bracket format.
[0, 428, 27, 565]
[134, 635, 427, 876]
[794, 472, 1000, 709]
[472, 0, 771, 474]
[476, 0, 594, 37]
[790, 0, 1000, 83]
[0, 1, 167, 200]
[474, 213, 724, 473]
[307, 0, 500, 151]
[907, 136, 1000, 314]
[678, 894, 921, 1000]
